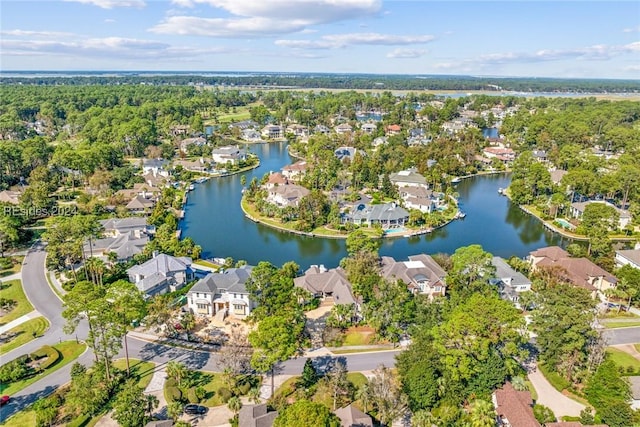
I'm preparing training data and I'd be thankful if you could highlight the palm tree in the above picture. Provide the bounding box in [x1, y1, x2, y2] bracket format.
[167, 401, 183, 422]
[511, 376, 527, 391]
[468, 399, 496, 427]
[412, 410, 437, 427]
[248, 387, 262, 404]
[355, 381, 372, 413]
[145, 394, 159, 419]
[227, 396, 242, 417]
[166, 361, 189, 387]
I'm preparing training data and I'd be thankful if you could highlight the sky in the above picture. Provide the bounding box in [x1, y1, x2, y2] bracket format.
[1, 0, 639, 79]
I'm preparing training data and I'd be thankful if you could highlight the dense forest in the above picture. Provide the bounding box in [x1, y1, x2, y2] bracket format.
[2, 72, 639, 93]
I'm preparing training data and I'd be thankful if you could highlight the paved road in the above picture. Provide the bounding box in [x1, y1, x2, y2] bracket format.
[603, 327, 640, 345]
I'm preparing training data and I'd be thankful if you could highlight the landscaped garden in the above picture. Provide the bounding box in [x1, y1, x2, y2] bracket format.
[0, 280, 33, 325]
[0, 316, 49, 355]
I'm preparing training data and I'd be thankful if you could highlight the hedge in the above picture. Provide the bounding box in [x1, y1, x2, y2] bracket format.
[218, 387, 232, 403]
[34, 346, 60, 371]
[166, 386, 182, 402]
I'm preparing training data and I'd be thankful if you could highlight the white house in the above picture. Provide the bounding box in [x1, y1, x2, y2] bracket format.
[569, 200, 632, 230]
[187, 265, 255, 317]
[127, 253, 194, 297]
[389, 168, 428, 189]
[211, 145, 247, 165]
[615, 249, 640, 269]
[490, 257, 532, 305]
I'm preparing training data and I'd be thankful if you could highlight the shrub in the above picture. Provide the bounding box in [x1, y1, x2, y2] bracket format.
[165, 378, 177, 388]
[187, 387, 199, 403]
[166, 386, 182, 402]
[218, 387, 232, 403]
[237, 381, 252, 396]
[539, 364, 571, 391]
[0, 358, 30, 382]
[34, 346, 60, 371]
[195, 386, 207, 401]
[533, 404, 556, 424]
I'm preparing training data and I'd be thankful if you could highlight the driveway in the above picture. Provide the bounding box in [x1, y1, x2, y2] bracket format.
[527, 365, 585, 418]
[603, 326, 640, 345]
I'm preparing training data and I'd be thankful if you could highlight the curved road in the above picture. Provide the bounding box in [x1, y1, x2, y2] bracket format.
[0, 244, 399, 422]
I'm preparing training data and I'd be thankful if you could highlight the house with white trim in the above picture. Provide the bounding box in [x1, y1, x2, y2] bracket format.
[187, 265, 255, 318]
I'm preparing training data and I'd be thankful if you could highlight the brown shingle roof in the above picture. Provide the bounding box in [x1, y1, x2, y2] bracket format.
[493, 382, 540, 427]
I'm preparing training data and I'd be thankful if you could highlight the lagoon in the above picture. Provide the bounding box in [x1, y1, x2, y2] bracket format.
[180, 142, 567, 269]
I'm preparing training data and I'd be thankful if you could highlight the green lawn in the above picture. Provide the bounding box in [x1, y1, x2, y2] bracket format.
[0, 316, 50, 355]
[606, 348, 640, 372]
[0, 256, 23, 277]
[0, 341, 86, 395]
[635, 344, 640, 353]
[112, 358, 156, 390]
[163, 370, 227, 407]
[0, 408, 36, 427]
[525, 380, 538, 401]
[0, 280, 34, 325]
[193, 259, 220, 269]
[331, 347, 395, 355]
[603, 321, 640, 328]
[341, 329, 374, 347]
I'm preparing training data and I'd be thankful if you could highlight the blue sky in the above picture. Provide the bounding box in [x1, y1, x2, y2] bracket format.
[1, 0, 639, 78]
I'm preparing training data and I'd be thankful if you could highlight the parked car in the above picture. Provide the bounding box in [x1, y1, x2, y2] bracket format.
[0, 395, 10, 406]
[184, 404, 207, 415]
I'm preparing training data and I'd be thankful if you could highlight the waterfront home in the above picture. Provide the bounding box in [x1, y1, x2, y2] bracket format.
[482, 147, 516, 162]
[100, 217, 151, 237]
[187, 265, 255, 318]
[386, 124, 401, 135]
[342, 202, 409, 229]
[286, 124, 309, 138]
[294, 265, 358, 306]
[142, 158, 170, 177]
[241, 129, 263, 142]
[380, 254, 447, 299]
[489, 257, 532, 305]
[229, 120, 259, 131]
[127, 253, 194, 297]
[265, 182, 310, 208]
[239, 403, 277, 427]
[615, 249, 640, 269]
[261, 124, 284, 139]
[389, 168, 428, 189]
[173, 158, 214, 173]
[398, 186, 442, 214]
[528, 246, 618, 299]
[492, 382, 539, 427]
[126, 194, 155, 214]
[179, 136, 207, 153]
[211, 145, 247, 166]
[569, 200, 632, 230]
[83, 231, 149, 263]
[281, 160, 309, 181]
[334, 404, 373, 427]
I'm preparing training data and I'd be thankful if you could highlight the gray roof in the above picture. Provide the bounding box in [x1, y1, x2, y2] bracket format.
[84, 231, 148, 260]
[239, 404, 277, 427]
[616, 249, 640, 266]
[294, 267, 357, 305]
[389, 169, 427, 186]
[190, 265, 253, 295]
[380, 254, 446, 291]
[491, 257, 532, 287]
[126, 195, 155, 210]
[137, 272, 167, 292]
[348, 203, 409, 223]
[100, 217, 148, 232]
[128, 254, 191, 277]
[334, 404, 373, 427]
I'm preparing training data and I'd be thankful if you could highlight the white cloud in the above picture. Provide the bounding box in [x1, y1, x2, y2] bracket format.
[104, 19, 116, 23]
[1, 36, 228, 61]
[623, 25, 640, 33]
[275, 32, 435, 49]
[387, 48, 426, 58]
[64, 0, 145, 8]
[1, 29, 74, 37]
[154, 0, 382, 37]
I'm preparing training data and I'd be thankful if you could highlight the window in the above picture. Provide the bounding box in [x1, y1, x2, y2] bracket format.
[197, 303, 208, 310]
[434, 286, 442, 292]
[234, 293, 237, 298]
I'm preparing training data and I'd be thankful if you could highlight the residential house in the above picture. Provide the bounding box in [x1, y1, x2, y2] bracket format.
[294, 265, 358, 306]
[546, 423, 608, 427]
[386, 124, 401, 135]
[389, 169, 428, 189]
[529, 246, 618, 298]
[360, 123, 377, 134]
[127, 253, 194, 297]
[532, 149, 548, 163]
[265, 182, 310, 208]
[83, 231, 149, 262]
[380, 254, 447, 298]
[399, 186, 443, 214]
[126, 194, 156, 214]
[229, 120, 259, 131]
[342, 202, 409, 229]
[170, 125, 190, 137]
[187, 265, 255, 317]
[335, 146, 357, 162]
[629, 376, 640, 410]
[333, 404, 373, 427]
[442, 117, 475, 133]
[241, 129, 263, 142]
[281, 161, 309, 181]
[372, 136, 388, 147]
[314, 124, 330, 135]
[569, 200, 632, 230]
[489, 257, 532, 305]
[100, 217, 152, 237]
[173, 158, 214, 173]
[212, 145, 247, 165]
[0, 190, 21, 205]
[550, 169, 568, 186]
[239, 404, 277, 427]
[615, 249, 640, 269]
[286, 124, 309, 138]
[261, 124, 284, 139]
[492, 382, 540, 427]
[335, 123, 353, 135]
[483, 147, 516, 162]
[179, 137, 207, 153]
[142, 159, 170, 177]
[265, 172, 288, 188]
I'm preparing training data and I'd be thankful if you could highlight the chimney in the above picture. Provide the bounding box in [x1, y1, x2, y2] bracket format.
[152, 250, 159, 259]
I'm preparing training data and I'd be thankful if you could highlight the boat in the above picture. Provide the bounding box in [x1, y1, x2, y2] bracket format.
[195, 177, 209, 184]
[451, 177, 462, 184]
[188, 184, 195, 191]
[456, 211, 466, 219]
[498, 188, 504, 195]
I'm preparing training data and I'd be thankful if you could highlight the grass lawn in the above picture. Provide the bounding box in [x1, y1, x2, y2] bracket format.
[0, 280, 34, 325]
[275, 373, 368, 406]
[0, 316, 50, 355]
[0, 408, 36, 427]
[0, 341, 86, 395]
[525, 380, 538, 401]
[606, 348, 640, 372]
[112, 358, 156, 390]
[331, 347, 395, 355]
[603, 321, 640, 328]
[340, 327, 376, 346]
[193, 259, 220, 269]
[636, 344, 640, 353]
[0, 256, 23, 277]
[164, 370, 227, 407]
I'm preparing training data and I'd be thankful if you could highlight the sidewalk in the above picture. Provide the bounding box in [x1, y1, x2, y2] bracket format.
[528, 366, 585, 418]
[48, 271, 66, 296]
[0, 310, 41, 334]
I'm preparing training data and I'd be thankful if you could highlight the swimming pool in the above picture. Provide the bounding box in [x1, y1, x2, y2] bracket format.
[555, 218, 575, 230]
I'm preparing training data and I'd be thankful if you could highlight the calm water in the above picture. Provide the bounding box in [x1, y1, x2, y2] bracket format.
[181, 143, 566, 269]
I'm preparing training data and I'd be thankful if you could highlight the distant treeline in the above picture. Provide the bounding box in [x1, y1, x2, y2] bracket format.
[1, 73, 639, 93]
